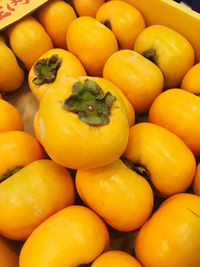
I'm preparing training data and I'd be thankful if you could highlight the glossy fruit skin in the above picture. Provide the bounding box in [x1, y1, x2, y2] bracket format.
[0, 131, 44, 178]
[0, 235, 19, 267]
[72, 0, 105, 18]
[37, 0, 77, 49]
[193, 163, 200, 195]
[96, 1, 145, 49]
[0, 35, 24, 92]
[134, 25, 194, 89]
[91, 251, 142, 267]
[38, 76, 129, 169]
[76, 158, 153, 231]
[28, 48, 87, 101]
[19, 205, 110, 267]
[0, 99, 23, 132]
[103, 50, 164, 113]
[135, 193, 200, 267]
[7, 16, 53, 70]
[181, 63, 200, 94]
[33, 111, 42, 144]
[109, 83, 135, 127]
[67, 16, 118, 76]
[124, 123, 196, 197]
[149, 88, 200, 155]
[0, 159, 75, 240]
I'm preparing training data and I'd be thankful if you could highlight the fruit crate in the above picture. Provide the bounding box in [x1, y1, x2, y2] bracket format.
[1, 0, 200, 259]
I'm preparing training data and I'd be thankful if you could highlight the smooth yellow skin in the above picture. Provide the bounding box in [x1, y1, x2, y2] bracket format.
[0, 160, 75, 241]
[134, 25, 194, 89]
[149, 89, 200, 155]
[38, 76, 129, 169]
[0, 99, 23, 132]
[193, 163, 200, 196]
[20, 205, 110, 267]
[76, 159, 153, 231]
[7, 16, 53, 70]
[0, 131, 44, 178]
[67, 16, 118, 76]
[91, 251, 142, 267]
[0, 236, 19, 267]
[135, 193, 200, 267]
[33, 111, 42, 144]
[28, 48, 86, 101]
[73, 0, 105, 17]
[0, 35, 24, 92]
[181, 63, 200, 94]
[103, 50, 164, 113]
[109, 84, 135, 127]
[37, 0, 77, 49]
[124, 123, 196, 197]
[96, 1, 145, 49]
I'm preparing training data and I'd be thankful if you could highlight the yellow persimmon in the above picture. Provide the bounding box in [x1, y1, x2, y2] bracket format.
[20, 206, 110, 267]
[37, 0, 77, 49]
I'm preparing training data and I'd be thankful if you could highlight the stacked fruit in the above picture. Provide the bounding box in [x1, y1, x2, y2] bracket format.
[0, 0, 200, 266]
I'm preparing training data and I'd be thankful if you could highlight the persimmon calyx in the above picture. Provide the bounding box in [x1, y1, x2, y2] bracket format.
[121, 157, 151, 180]
[0, 166, 22, 183]
[63, 79, 116, 126]
[32, 54, 62, 85]
[101, 20, 112, 30]
[142, 48, 158, 65]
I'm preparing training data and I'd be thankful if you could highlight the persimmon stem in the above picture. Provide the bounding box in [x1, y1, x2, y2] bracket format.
[101, 20, 112, 30]
[63, 79, 116, 126]
[0, 166, 22, 183]
[121, 157, 150, 180]
[142, 48, 158, 65]
[32, 54, 62, 85]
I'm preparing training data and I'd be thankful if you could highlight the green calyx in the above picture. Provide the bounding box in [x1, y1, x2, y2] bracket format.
[0, 166, 22, 183]
[101, 19, 112, 30]
[63, 79, 116, 126]
[142, 48, 158, 65]
[121, 157, 150, 180]
[32, 54, 62, 85]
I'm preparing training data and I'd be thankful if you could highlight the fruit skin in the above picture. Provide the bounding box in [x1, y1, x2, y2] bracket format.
[37, 0, 77, 49]
[33, 111, 42, 144]
[66, 16, 118, 76]
[96, 0, 145, 49]
[38, 76, 129, 169]
[103, 50, 164, 113]
[0, 99, 23, 132]
[123, 123, 196, 197]
[134, 25, 194, 89]
[91, 250, 142, 267]
[72, 0, 105, 18]
[181, 63, 200, 94]
[107, 83, 135, 127]
[0, 131, 44, 178]
[193, 163, 200, 195]
[7, 16, 53, 70]
[0, 159, 75, 241]
[0, 235, 19, 267]
[28, 48, 87, 101]
[19, 205, 110, 267]
[0, 35, 24, 92]
[76, 158, 153, 231]
[135, 193, 200, 267]
[149, 88, 200, 155]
